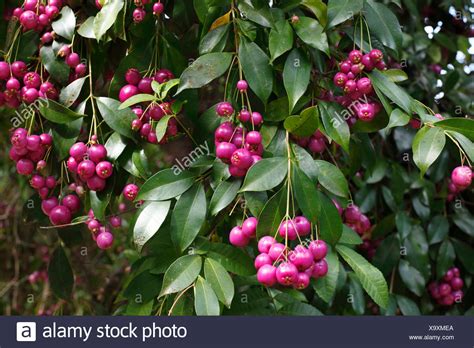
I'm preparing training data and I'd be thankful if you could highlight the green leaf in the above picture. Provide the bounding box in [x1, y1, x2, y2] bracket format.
[176, 52, 233, 94]
[314, 160, 349, 197]
[243, 191, 267, 217]
[207, 242, 254, 276]
[240, 157, 288, 192]
[369, 70, 413, 113]
[51, 6, 76, 41]
[301, 0, 327, 26]
[396, 295, 421, 316]
[449, 132, 474, 163]
[293, 17, 328, 54]
[237, 2, 275, 28]
[118, 94, 157, 110]
[199, 24, 230, 55]
[138, 169, 196, 201]
[285, 106, 320, 141]
[427, 215, 449, 245]
[348, 273, 365, 314]
[160, 255, 202, 297]
[39, 46, 69, 85]
[104, 132, 128, 161]
[283, 49, 311, 113]
[133, 201, 171, 252]
[384, 108, 410, 129]
[412, 126, 446, 176]
[51, 117, 82, 160]
[436, 118, 474, 141]
[194, 276, 220, 315]
[239, 39, 273, 103]
[269, 20, 294, 62]
[336, 245, 389, 308]
[209, 179, 241, 216]
[318, 101, 350, 153]
[89, 190, 111, 221]
[292, 165, 319, 223]
[204, 258, 234, 308]
[314, 250, 339, 303]
[318, 192, 343, 245]
[339, 225, 363, 245]
[96, 97, 137, 140]
[452, 208, 474, 237]
[256, 187, 286, 239]
[436, 239, 455, 279]
[451, 239, 474, 272]
[48, 246, 74, 300]
[292, 144, 318, 181]
[123, 271, 163, 302]
[77, 16, 95, 39]
[398, 259, 425, 296]
[93, 0, 124, 41]
[364, 0, 403, 51]
[171, 183, 207, 252]
[38, 99, 85, 124]
[327, 0, 363, 28]
[372, 234, 400, 276]
[155, 115, 173, 142]
[59, 77, 87, 107]
[383, 69, 408, 82]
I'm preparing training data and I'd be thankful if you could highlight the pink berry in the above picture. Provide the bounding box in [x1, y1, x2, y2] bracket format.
[344, 79, 357, 94]
[45, 176, 56, 189]
[257, 264, 277, 286]
[20, 10, 38, 30]
[333, 72, 347, 87]
[278, 220, 298, 240]
[0, 61, 10, 80]
[123, 183, 139, 201]
[67, 156, 78, 172]
[39, 133, 53, 146]
[369, 49, 383, 63]
[294, 272, 310, 289]
[41, 197, 59, 215]
[125, 68, 142, 85]
[254, 253, 272, 269]
[229, 226, 249, 247]
[49, 205, 72, 225]
[96, 231, 114, 249]
[344, 205, 361, 223]
[238, 109, 251, 122]
[75, 63, 87, 77]
[276, 262, 298, 286]
[216, 102, 234, 117]
[30, 174, 45, 189]
[119, 84, 139, 102]
[95, 161, 113, 179]
[16, 158, 34, 175]
[216, 142, 237, 162]
[309, 240, 328, 261]
[231, 148, 253, 169]
[438, 283, 451, 296]
[251, 111, 263, 126]
[294, 216, 311, 236]
[11, 61, 27, 78]
[361, 54, 374, 71]
[87, 219, 101, 232]
[23, 72, 41, 88]
[153, 2, 164, 15]
[290, 246, 314, 271]
[62, 194, 80, 213]
[110, 216, 122, 228]
[133, 7, 146, 23]
[245, 131, 262, 145]
[356, 77, 372, 95]
[87, 175, 106, 191]
[88, 144, 107, 163]
[348, 50, 363, 64]
[236, 79, 248, 91]
[312, 259, 328, 278]
[77, 160, 96, 180]
[257, 236, 276, 254]
[69, 142, 87, 160]
[26, 135, 41, 151]
[268, 243, 286, 261]
[356, 103, 376, 122]
[451, 166, 472, 189]
[242, 217, 258, 238]
[451, 277, 463, 290]
[22, 88, 39, 104]
[138, 77, 153, 94]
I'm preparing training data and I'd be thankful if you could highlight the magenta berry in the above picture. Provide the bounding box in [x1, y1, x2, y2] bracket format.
[138, 77, 153, 94]
[16, 158, 34, 175]
[153, 2, 164, 15]
[77, 160, 96, 179]
[49, 205, 72, 225]
[125, 68, 141, 85]
[369, 49, 383, 63]
[276, 262, 298, 286]
[348, 50, 363, 64]
[216, 102, 234, 117]
[95, 161, 113, 179]
[96, 231, 114, 249]
[123, 183, 139, 201]
[133, 7, 146, 23]
[20, 11, 38, 30]
[278, 220, 297, 240]
[250, 111, 263, 126]
[257, 264, 277, 287]
[268, 243, 286, 261]
[231, 148, 253, 170]
[69, 142, 87, 160]
[356, 103, 376, 122]
[241, 217, 258, 238]
[229, 226, 249, 247]
[312, 259, 328, 278]
[88, 144, 107, 163]
[41, 197, 59, 215]
[30, 174, 45, 189]
[110, 216, 122, 228]
[62, 194, 80, 213]
[236, 79, 248, 92]
[245, 131, 262, 145]
[119, 84, 139, 102]
[257, 236, 276, 254]
[451, 166, 472, 189]
[294, 272, 310, 290]
[294, 216, 311, 236]
[333, 72, 348, 87]
[254, 253, 272, 269]
[309, 240, 328, 260]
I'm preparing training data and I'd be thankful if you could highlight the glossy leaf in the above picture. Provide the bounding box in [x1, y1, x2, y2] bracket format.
[160, 254, 202, 297]
[327, 0, 363, 28]
[269, 20, 294, 62]
[240, 157, 288, 192]
[133, 201, 171, 252]
[204, 258, 234, 308]
[138, 169, 196, 201]
[209, 179, 241, 216]
[318, 192, 343, 245]
[293, 17, 328, 54]
[412, 126, 446, 176]
[51, 6, 75, 41]
[93, 0, 124, 41]
[48, 246, 74, 300]
[194, 276, 220, 315]
[59, 77, 87, 107]
[315, 160, 349, 197]
[96, 97, 137, 140]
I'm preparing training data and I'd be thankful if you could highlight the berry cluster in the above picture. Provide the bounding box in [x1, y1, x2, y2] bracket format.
[12, 0, 63, 37]
[255, 237, 328, 289]
[428, 267, 464, 307]
[447, 165, 472, 201]
[131, 0, 165, 23]
[9, 128, 53, 175]
[0, 60, 59, 107]
[119, 68, 178, 144]
[55, 45, 87, 82]
[41, 193, 80, 226]
[228, 217, 258, 247]
[85, 209, 116, 250]
[293, 130, 327, 154]
[333, 49, 386, 122]
[66, 139, 113, 192]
